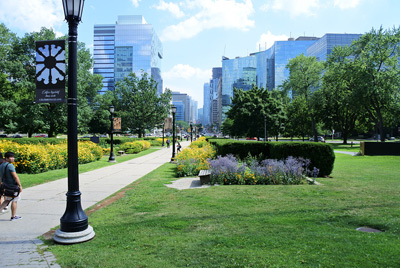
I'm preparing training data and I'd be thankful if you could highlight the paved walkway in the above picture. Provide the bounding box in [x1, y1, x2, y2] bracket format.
[334, 150, 359, 156]
[0, 142, 189, 267]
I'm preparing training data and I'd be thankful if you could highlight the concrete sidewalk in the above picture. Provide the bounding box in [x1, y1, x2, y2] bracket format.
[0, 142, 187, 267]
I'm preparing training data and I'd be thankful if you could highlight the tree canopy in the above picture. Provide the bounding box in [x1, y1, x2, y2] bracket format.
[114, 72, 172, 137]
[226, 86, 286, 140]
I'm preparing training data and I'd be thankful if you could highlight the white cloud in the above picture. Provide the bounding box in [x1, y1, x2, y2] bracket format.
[333, 0, 361, 9]
[260, 0, 320, 17]
[163, 64, 211, 107]
[163, 64, 211, 80]
[153, 1, 185, 18]
[0, 0, 63, 33]
[160, 0, 255, 41]
[131, 0, 142, 7]
[256, 31, 289, 50]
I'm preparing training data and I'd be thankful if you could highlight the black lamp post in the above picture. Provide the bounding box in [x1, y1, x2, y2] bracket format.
[190, 122, 193, 143]
[108, 106, 116, 162]
[171, 106, 177, 161]
[162, 122, 165, 147]
[55, 0, 94, 244]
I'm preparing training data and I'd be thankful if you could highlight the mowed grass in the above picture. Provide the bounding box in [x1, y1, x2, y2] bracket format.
[20, 148, 160, 188]
[46, 153, 400, 268]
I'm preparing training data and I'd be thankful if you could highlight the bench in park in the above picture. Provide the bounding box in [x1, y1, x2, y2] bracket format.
[118, 150, 124, 156]
[198, 170, 211, 185]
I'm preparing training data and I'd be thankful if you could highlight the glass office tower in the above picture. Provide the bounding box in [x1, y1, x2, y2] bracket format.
[94, 15, 163, 95]
[221, 55, 256, 121]
[307, 33, 361, 61]
[274, 39, 319, 91]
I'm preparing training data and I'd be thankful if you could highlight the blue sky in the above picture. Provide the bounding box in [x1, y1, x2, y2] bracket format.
[0, 0, 399, 107]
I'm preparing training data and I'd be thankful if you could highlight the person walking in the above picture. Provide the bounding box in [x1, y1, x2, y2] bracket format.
[166, 138, 170, 148]
[177, 141, 181, 153]
[0, 152, 6, 212]
[0, 152, 22, 221]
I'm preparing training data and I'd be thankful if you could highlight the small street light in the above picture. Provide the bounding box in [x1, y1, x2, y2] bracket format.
[108, 106, 116, 163]
[162, 122, 165, 147]
[190, 122, 193, 143]
[171, 106, 177, 161]
[54, 0, 95, 244]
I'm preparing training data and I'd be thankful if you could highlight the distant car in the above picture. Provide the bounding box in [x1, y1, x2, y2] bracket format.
[246, 137, 257, 140]
[34, 134, 48, 138]
[0, 134, 8, 138]
[309, 136, 325, 142]
[12, 134, 23, 138]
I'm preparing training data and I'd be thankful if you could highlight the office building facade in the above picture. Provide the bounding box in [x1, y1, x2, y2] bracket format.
[94, 15, 163, 94]
[216, 34, 361, 125]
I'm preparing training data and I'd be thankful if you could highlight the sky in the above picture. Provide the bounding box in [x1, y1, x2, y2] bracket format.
[0, 0, 399, 108]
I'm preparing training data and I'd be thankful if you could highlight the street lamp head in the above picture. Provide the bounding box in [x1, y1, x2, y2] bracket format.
[109, 105, 114, 113]
[62, 0, 85, 22]
[171, 105, 177, 114]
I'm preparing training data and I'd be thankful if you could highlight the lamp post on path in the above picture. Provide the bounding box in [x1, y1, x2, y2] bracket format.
[108, 105, 116, 162]
[171, 106, 176, 161]
[190, 122, 193, 143]
[54, 0, 95, 244]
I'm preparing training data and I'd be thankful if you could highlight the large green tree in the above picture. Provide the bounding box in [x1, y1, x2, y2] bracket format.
[318, 46, 368, 144]
[227, 86, 286, 140]
[284, 54, 324, 142]
[285, 95, 312, 140]
[114, 72, 172, 137]
[351, 26, 400, 142]
[0, 26, 102, 137]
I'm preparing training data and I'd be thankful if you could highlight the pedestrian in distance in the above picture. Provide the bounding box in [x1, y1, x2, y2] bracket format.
[177, 141, 181, 153]
[166, 138, 170, 148]
[0, 152, 22, 221]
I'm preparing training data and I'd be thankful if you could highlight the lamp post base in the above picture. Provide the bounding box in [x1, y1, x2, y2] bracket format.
[54, 225, 95, 244]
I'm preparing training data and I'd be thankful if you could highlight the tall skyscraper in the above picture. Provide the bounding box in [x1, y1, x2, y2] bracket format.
[93, 15, 163, 94]
[203, 83, 211, 126]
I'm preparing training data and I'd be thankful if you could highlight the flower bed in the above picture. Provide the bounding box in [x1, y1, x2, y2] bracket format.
[176, 137, 216, 177]
[208, 155, 319, 185]
[0, 140, 103, 174]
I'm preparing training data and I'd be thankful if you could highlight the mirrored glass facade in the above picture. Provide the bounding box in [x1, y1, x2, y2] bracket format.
[94, 16, 163, 95]
[274, 40, 318, 90]
[307, 33, 361, 61]
[221, 55, 256, 121]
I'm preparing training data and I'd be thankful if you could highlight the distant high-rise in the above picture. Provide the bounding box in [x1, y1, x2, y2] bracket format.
[93, 15, 163, 94]
[203, 83, 211, 126]
[218, 33, 361, 124]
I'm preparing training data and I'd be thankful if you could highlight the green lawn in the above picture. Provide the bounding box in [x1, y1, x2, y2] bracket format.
[45, 153, 400, 267]
[20, 148, 160, 188]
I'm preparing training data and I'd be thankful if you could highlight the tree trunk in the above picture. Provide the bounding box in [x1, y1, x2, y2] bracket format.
[377, 110, 385, 142]
[309, 111, 318, 142]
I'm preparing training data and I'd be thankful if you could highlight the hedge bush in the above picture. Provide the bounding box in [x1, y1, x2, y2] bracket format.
[0, 140, 103, 174]
[208, 139, 335, 177]
[120, 142, 144, 154]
